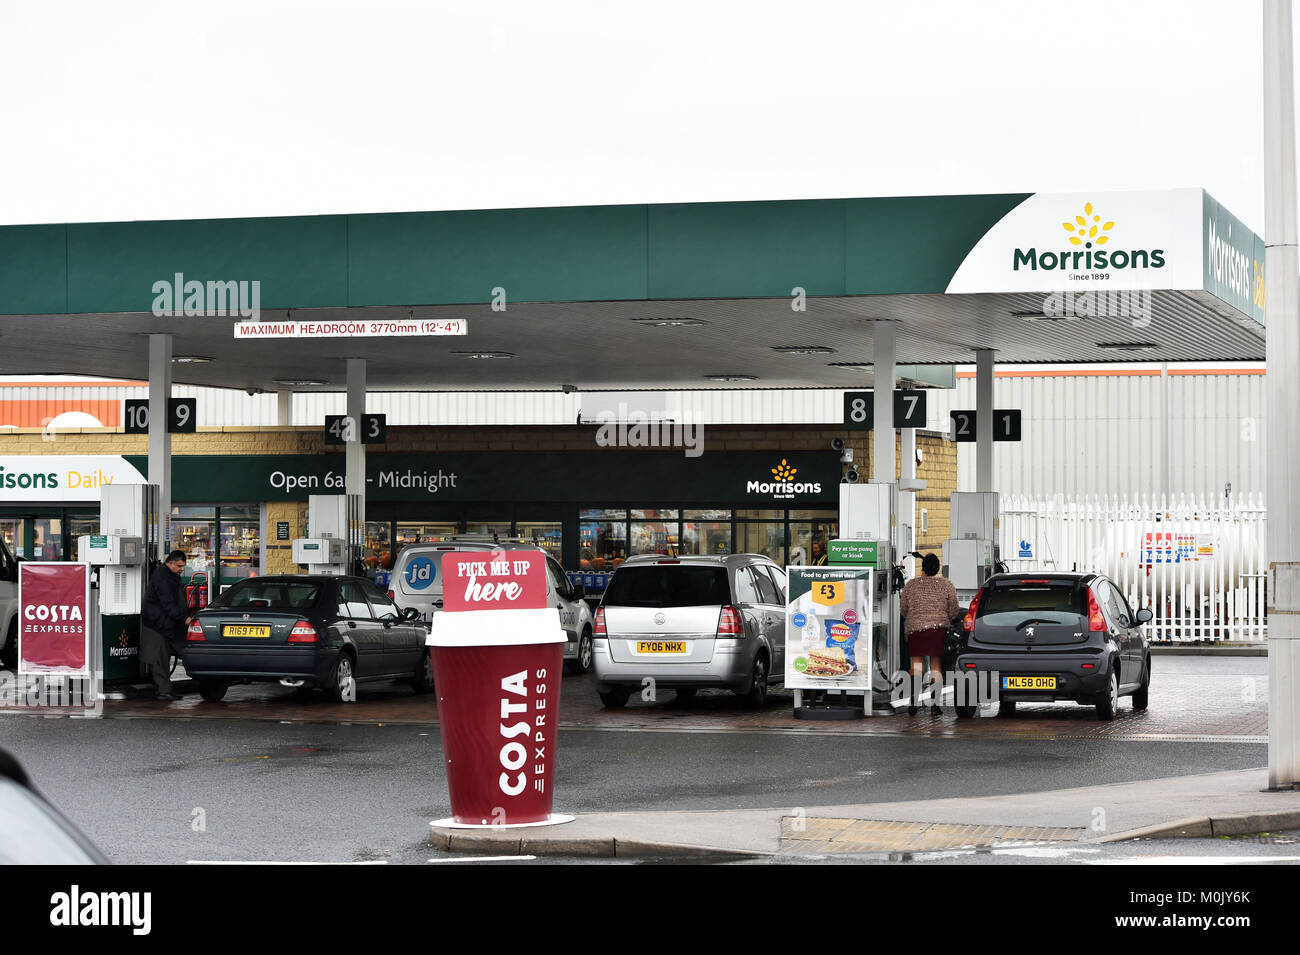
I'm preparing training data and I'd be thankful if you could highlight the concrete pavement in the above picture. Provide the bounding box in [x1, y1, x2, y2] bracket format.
[429, 768, 1300, 858]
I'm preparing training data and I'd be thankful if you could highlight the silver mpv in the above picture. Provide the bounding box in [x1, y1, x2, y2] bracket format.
[592, 553, 787, 708]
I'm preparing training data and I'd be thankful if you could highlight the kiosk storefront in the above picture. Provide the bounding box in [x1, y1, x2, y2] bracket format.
[129, 448, 847, 591]
[0, 456, 145, 562]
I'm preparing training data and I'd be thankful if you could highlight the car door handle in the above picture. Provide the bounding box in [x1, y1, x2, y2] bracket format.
[347, 621, 357, 628]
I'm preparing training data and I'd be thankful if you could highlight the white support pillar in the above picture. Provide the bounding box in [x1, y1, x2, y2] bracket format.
[147, 334, 172, 554]
[873, 321, 896, 485]
[901, 425, 917, 559]
[1264, 0, 1300, 789]
[346, 359, 366, 504]
[975, 349, 995, 493]
[276, 391, 292, 427]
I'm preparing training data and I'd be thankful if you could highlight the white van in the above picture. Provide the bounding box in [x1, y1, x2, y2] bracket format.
[388, 538, 595, 674]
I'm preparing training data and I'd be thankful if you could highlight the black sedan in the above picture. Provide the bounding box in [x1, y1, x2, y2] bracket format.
[183, 575, 433, 703]
[952, 572, 1151, 720]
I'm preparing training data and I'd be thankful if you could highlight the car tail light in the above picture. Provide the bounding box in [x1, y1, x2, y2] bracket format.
[288, 620, 319, 643]
[658, 559, 680, 564]
[963, 662, 977, 669]
[593, 606, 606, 636]
[1081, 663, 1095, 669]
[1020, 579, 1050, 584]
[962, 589, 983, 632]
[1087, 590, 1106, 631]
[387, 590, 395, 601]
[186, 620, 206, 642]
[717, 605, 744, 637]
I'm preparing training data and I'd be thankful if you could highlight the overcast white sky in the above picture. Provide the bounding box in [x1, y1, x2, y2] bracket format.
[0, 0, 1288, 231]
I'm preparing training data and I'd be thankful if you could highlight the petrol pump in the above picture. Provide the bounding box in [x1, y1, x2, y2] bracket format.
[291, 494, 360, 575]
[942, 492, 1000, 608]
[837, 482, 900, 708]
[77, 483, 158, 683]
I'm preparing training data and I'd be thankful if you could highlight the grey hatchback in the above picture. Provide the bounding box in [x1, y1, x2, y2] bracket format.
[592, 554, 787, 708]
[952, 572, 1152, 720]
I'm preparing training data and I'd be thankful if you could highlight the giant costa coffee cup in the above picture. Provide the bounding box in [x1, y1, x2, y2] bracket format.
[428, 550, 568, 827]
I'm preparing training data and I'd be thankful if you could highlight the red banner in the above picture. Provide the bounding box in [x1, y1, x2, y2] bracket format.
[440, 551, 547, 612]
[19, 562, 90, 674]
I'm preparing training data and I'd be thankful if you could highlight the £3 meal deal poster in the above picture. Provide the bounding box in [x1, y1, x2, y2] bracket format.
[19, 562, 90, 676]
[784, 567, 873, 691]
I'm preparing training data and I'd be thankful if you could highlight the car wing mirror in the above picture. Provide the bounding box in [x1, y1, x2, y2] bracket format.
[572, 582, 585, 599]
[1135, 608, 1153, 625]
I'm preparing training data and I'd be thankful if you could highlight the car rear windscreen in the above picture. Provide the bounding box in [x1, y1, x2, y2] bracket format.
[602, 565, 731, 608]
[978, 580, 1086, 624]
[212, 580, 322, 610]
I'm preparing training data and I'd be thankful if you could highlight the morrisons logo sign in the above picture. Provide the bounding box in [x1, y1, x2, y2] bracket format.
[1012, 201, 1165, 274]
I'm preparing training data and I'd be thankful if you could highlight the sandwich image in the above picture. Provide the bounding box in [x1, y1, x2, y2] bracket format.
[805, 646, 853, 676]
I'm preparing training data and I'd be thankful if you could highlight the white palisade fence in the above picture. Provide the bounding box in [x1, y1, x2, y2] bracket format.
[1000, 494, 1268, 643]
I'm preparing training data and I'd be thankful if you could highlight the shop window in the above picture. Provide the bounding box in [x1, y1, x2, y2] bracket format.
[580, 509, 627, 571]
[365, 521, 393, 571]
[737, 522, 784, 565]
[681, 519, 731, 556]
[517, 521, 562, 559]
[1, 520, 21, 557]
[219, 505, 260, 588]
[790, 519, 838, 567]
[630, 517, 678, 556]
[396, 522, 458, 547]
[66, 517, 98, 562]
[31, 519, 62, 561]
[172, 507, 216, 580]
[464, 520, 512, 539]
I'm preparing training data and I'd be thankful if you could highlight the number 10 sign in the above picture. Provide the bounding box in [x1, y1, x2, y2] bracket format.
[123, 398, 197, 434]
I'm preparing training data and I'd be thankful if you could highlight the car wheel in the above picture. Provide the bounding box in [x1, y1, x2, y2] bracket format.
[197, 679, 228, 703]
[598, 687, 630, 708]
[998, 700, 1017, 716]
[328, 652, 357, 703]
[565, 629, 593, 675]
[1096, 669, 1118, 721]
[1131, 658, 1150, 711]
[736, 652, 769, 708]
[1, 619, 16, 670]
[955, 704, 978, 718]
[411, 649, 435, 694]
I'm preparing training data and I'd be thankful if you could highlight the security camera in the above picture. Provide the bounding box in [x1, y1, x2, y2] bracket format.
[839, 448, 855, 465]
[844, 468, 860, 483]
[246, 389, 258, 396]
[830, 437, 845, 452]
[915, 448, 924, 466]
[561, 383, 578, 395]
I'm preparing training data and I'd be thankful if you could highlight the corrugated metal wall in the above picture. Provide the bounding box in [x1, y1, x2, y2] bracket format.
[938, 372, 1266, 498]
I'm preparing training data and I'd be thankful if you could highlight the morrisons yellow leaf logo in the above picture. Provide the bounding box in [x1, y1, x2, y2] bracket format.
[1061, 201, 1115, 246]
[771, 459, 797, 481]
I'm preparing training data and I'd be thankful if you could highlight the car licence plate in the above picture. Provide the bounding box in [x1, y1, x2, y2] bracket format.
[637, 641, 686, 654]
[1003, 675, 1056, 690]
[223, 625, 271, 638]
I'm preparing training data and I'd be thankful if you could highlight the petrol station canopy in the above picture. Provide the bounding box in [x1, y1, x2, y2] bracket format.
[0, 188, 1266, 392]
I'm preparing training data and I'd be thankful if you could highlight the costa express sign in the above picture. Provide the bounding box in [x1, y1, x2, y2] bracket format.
[19, 562, 90, 675]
